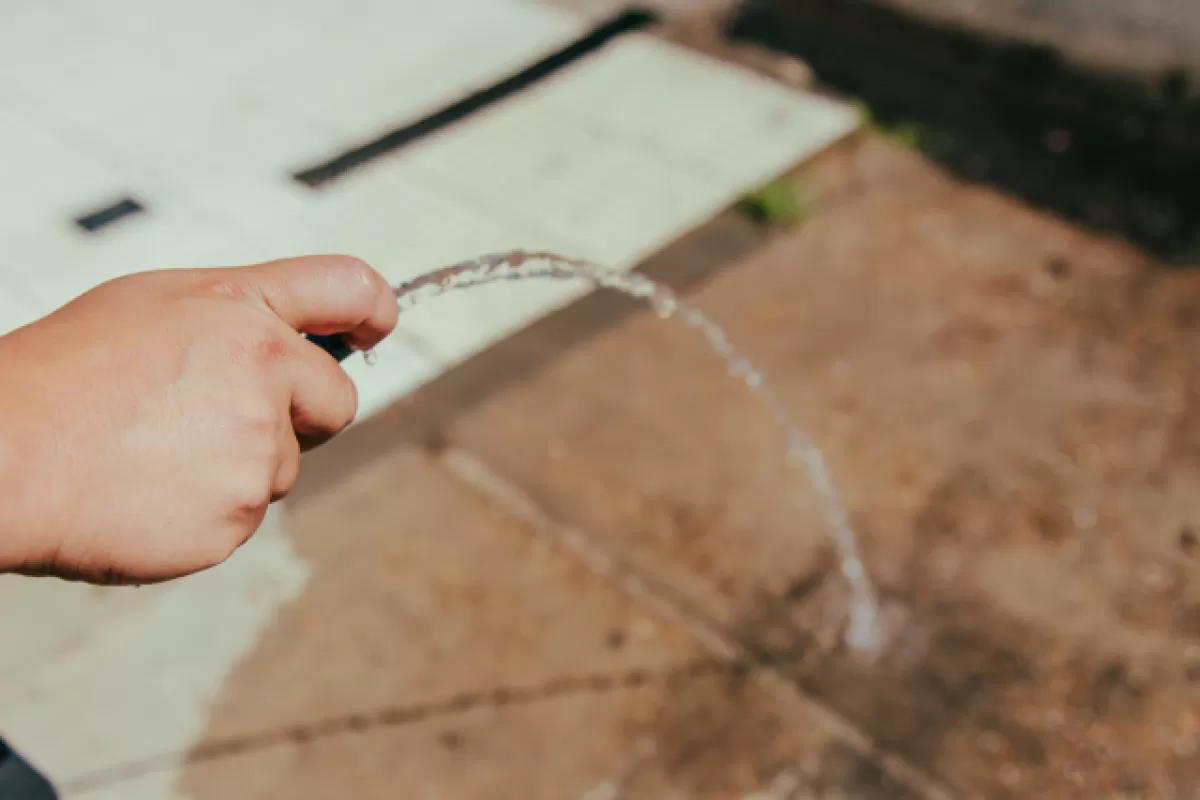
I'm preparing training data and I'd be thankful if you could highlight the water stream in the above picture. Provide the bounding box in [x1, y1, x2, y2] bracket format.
[390, 250, 884, 655]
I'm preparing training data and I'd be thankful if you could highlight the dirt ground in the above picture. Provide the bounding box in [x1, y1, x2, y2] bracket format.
[158, 134, 1199, 799]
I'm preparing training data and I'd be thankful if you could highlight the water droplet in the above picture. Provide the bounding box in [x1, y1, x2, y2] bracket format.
[841, 559, 865, 581]
[1139, 562, 1168, 591]
[1073, 507, 1097, 530]
[845, 604, 885, 657]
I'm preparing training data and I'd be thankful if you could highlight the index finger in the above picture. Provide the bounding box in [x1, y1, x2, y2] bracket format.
[238, 255, 398, 351]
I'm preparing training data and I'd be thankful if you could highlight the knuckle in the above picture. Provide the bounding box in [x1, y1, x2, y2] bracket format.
[223, 314, 294, 370]
[272, 457, 300, 500]
[240, 323, 293, 368]
[203, 273, 252, 302]
[292, 367, 357, 436]
[229, 465, 274, 511]
[217, 473, 272, 560]
[316, 373, 358, 434]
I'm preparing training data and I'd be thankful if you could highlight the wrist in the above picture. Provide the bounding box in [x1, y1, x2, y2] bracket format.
[0, 426, 39, 574]
[0, 337, 58, 573]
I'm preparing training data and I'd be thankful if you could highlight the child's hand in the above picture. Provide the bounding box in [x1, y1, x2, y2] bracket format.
[0, 255, 398, 584]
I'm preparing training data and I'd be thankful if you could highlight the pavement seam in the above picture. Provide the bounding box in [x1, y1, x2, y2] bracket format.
[59, 659, 725, 795]
[61, 651, 842, 794]
[434, 443, 958, 800]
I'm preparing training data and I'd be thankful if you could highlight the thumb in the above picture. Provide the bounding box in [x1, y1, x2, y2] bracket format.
[238, 255, 399, 351]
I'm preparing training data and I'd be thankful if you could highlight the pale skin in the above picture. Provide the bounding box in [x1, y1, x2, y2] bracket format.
[0, 255, 398, 585]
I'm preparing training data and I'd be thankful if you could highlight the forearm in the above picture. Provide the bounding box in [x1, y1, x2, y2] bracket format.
[0, 433, 36, 573]
[0, 353, 42, 572]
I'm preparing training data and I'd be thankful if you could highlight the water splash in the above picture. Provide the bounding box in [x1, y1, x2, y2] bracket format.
[392, 250, 884, 655]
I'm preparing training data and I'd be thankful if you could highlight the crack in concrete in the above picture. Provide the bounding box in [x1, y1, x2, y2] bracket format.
[62, 649, 835, 795]
[61, 660, 718, 795]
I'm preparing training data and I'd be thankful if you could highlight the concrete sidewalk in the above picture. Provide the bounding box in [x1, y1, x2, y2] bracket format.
[1, 3, 1198, 798]
[417, 138, 1200, 798]
[86, 136, 1197, 798]
[0, 0, 856, 415]
[0, 2, 862, 797]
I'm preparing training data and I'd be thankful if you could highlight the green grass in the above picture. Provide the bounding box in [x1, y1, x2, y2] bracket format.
[738, 178, 810, 228]
[854, 99, 931, 150]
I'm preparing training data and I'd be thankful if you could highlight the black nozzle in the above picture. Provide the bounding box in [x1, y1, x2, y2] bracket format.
[306, 333, 354, 363]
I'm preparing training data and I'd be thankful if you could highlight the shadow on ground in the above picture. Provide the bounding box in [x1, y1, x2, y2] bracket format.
[730, 0, 1200, 263]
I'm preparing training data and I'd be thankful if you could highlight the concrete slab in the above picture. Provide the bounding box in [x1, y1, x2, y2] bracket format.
[0, 511, 309, 799]
[411, 138, 1200, 797]
[0, 0, 859, 417]
[0, 8, 860, 791]
[9, 5, 1196, 798]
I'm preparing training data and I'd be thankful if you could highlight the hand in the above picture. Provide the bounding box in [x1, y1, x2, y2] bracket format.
[0, 255, 398, 584]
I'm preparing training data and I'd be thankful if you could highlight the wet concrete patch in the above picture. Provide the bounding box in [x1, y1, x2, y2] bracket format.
[643, 667, 922, 799]
[443, 138, 1200, 796]
[167, 442, 910, 799]
[165, 448, 705, 798]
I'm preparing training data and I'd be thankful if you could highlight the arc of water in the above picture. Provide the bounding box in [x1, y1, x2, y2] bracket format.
[391, 251, 883, 655]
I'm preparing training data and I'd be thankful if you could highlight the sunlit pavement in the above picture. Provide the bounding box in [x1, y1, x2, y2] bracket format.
[0, 1, 860, 797]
